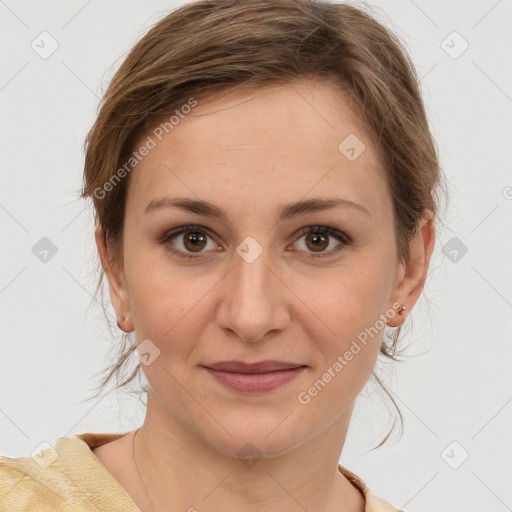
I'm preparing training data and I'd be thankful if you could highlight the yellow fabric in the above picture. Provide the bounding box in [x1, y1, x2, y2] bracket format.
[0, 432, 402, 511]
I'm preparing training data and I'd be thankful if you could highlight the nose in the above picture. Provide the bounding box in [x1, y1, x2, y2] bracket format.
[215, 241, 289, 343]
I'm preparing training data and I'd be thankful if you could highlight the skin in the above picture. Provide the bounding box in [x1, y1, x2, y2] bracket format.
[93, 79, 435, 512]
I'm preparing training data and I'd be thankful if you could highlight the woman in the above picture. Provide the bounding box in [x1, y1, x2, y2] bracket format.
[0, 0, 444, 510]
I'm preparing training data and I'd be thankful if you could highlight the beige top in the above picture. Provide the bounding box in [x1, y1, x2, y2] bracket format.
[0, 432, 402, 511]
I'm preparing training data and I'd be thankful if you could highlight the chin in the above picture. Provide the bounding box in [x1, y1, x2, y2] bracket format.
[199, 413, 311, 462]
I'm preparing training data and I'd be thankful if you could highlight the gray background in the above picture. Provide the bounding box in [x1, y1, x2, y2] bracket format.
[1, 1, 511, 511]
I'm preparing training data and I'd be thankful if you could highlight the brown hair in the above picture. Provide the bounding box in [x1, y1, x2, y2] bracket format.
[80, 0, 447, 448]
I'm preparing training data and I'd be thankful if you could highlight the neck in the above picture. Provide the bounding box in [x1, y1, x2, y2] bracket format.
[129, 389, 365, 512]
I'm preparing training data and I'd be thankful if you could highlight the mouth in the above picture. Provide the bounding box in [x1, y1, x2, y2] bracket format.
[201, 360, 308, 392]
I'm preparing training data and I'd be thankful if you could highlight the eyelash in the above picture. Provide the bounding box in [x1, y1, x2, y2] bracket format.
[159, 224, 352, 260]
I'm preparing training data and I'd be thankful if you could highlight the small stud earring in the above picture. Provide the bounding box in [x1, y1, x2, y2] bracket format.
[117, 315, 130, 331]
[398, 305, 407, 315]
[386, 304, 407, 326]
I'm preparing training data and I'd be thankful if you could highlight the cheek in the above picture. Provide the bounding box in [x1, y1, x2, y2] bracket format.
[125, 249, 218, 353]
[300, 258, 392, 344]
[293, 267, 389, 414]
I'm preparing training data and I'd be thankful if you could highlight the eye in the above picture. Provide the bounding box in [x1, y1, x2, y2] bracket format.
[291, 225, 352, 259]
[159, 225, 220, 259]
[159, 224, 352, 260]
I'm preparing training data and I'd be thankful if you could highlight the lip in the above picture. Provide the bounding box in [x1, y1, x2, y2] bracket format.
[202, 360, 307, 392]
[204, 360, 305, 373]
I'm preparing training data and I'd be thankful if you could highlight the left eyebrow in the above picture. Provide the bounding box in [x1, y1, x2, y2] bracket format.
[278, 197, 370, 220]
[144, 196, 371, 221]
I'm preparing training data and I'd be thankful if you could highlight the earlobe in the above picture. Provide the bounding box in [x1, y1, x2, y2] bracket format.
[386, 210, 435, 327]
[117, 314, 134, 333]
[94, 225, 134, 332]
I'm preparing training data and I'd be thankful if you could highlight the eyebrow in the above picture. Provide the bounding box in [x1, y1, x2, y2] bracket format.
[144, 196, 370, 221]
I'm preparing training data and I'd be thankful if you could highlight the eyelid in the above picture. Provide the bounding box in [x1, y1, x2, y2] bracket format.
[160, 224, 352, 259]
[289, 225, 352, 258]
[160, 225, 212, 244]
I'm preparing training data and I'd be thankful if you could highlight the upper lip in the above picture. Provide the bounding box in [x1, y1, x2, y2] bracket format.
[203, 360, 306, 373]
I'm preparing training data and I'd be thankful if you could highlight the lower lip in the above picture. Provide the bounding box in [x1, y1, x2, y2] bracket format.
[203, 366, 307, 392]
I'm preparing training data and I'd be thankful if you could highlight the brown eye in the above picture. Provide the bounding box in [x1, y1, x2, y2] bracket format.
[160, 225, 218, 259]
[304, 232, 329, 252]
[182, 231, 207, 252]
[292, 226, 352, 259]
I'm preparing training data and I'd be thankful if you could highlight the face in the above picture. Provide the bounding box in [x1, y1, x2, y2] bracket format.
[98, 79, 434, 458]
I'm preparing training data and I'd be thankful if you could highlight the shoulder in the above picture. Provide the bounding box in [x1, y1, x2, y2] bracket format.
[365, 489, 405, 512]
[0, 454, 73, 511]
[0, 432, 138, 512]
[338, 463, 403, 512]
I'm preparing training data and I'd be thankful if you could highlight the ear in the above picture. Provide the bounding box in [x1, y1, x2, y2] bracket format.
[94, 225, 134, 332]
[387, 209, 435, 327]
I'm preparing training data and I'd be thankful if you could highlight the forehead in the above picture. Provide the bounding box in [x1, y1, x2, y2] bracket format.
[126, 80, 391, 221]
